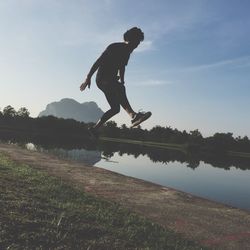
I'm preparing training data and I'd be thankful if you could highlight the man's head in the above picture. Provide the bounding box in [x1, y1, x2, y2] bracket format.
[123, 27, 144, 50]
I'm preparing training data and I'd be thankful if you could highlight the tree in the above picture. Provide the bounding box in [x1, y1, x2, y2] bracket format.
[106, 121, 118, 129]
[3, 105, 16, 117]
[120, 124, 128, 130]
[102, 121, 120, 137]
[190, 129, 202, 138]
[119, 124, 130, 138]
[235, 136, 250, 152]
[205, 132, 235, 151]
[17, 107, 30, 118]
[189, 129, 203, 144]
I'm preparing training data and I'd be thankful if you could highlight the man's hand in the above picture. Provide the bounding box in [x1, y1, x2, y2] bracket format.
[116, 76, 125, 85]
[80, 78, 91, 91]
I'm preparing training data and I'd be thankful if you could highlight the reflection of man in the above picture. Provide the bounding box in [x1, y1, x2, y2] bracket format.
[80, 27, 151, 137]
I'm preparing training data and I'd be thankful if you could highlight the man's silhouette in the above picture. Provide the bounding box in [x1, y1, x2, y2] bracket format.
[80, 27, 151, 137]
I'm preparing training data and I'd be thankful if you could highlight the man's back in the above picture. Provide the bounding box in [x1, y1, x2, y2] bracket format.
[96, 42, 130, 82]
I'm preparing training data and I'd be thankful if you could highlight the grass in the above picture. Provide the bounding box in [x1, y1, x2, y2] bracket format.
[0, 153, 206, 250]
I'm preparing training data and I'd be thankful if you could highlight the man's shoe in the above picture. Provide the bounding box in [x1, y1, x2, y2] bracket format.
[131, 111, 152, 128]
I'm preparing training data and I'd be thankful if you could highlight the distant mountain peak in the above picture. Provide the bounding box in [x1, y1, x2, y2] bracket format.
[60, 98, 79, 103]
[39, 98, 104, 123]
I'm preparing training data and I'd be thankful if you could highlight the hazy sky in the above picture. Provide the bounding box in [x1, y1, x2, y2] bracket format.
[1, 0, 250, 137]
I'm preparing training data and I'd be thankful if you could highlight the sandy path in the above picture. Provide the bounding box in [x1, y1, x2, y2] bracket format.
[1, 143, 250, 250]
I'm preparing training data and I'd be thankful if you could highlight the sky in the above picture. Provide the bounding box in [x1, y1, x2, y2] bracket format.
[0, 0, 250, 137]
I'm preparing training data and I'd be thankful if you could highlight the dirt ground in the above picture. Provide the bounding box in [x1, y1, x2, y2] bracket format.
[1, 143, 250, 250]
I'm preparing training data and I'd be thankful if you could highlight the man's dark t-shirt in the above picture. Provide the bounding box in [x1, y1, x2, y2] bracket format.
[96, 42, 130, 83]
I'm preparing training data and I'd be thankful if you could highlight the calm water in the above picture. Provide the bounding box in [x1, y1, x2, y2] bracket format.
[96, 152, 250, 211]
[24, 142, 250, 211]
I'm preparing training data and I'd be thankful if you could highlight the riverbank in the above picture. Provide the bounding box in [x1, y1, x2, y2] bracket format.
[100, 136, 250, 158]
[0, 153, 200, 249]
[1, 143, 250, 249]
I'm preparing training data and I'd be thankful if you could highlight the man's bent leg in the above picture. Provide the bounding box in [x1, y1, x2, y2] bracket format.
[93, 106, 120, 130]
[118, 84, 136, 118]
[93, 84, 121, 130]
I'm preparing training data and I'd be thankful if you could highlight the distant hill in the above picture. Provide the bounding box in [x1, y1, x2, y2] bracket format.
[38, 98, 104, 123]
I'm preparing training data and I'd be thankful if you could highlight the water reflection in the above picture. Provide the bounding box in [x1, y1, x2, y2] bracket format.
[2, 137, 250, 211]
[98, 140, 250, 171]
[3, 135, 250, 170]
[95, 152, 250, 211]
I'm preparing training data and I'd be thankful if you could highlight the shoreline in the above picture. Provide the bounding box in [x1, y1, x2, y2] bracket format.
[1, 142, 250, 249]
[100, 136, 250, 158]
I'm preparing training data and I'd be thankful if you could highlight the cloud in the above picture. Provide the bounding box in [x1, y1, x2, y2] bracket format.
[141, 0, 216, 41]
[180, 56, 250, 72]
[56, 1, 214, 53]
[133, 79, 172, 86]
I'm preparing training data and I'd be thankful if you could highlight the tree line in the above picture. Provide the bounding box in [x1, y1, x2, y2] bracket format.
[99, 121, 250, 154]
[1, 105, 250, 154]
[0, 105, 30, 118]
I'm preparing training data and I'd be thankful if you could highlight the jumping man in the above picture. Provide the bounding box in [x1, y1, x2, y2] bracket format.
[80, 27, 151, 137]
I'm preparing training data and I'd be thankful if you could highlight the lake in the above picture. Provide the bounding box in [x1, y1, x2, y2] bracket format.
[23, 140, 250, 212]
[96, 152, 250, 211]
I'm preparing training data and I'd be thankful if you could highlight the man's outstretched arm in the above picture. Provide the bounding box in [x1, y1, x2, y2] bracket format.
[80, 56, 103, 91]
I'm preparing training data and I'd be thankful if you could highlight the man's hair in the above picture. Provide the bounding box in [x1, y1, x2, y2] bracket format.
[123, 27, 144, 42]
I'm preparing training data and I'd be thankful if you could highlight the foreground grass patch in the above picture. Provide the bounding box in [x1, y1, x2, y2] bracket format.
[0, 153, 204, 249]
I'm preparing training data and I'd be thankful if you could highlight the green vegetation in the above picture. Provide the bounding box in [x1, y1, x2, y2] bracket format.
[101, 137, 250, 160]
[101, 136, 186, 152]
[0, 154, 204, 249]
[1, 104, 250, 156]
